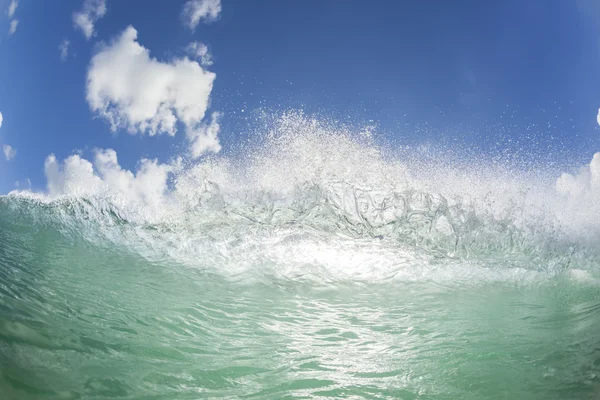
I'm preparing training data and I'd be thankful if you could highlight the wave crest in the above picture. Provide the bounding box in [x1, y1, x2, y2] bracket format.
[3, 112, 600, 282]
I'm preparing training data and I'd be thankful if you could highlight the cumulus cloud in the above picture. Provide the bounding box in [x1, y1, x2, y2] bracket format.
[8, 19, 17, 35]
[59, 39, 70, 61]
[555, 152, 600, 232]
[188, 111, 221, 157]
[186, 41, 213, 66]
[556, 153, 600, 199]
[45, 153, 101, 197]
[0, 111, 3, 128]
[3, 144, 16, 161]
[73, 0, 106, 40]
[86, 26, 220, 157]
[44, 149, 181, 210]
[597, 108, 600, 127]
[7, 0, 17, 18]
[182, 0, 221, 31]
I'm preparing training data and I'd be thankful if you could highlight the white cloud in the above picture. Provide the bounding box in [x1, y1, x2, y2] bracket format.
[86, 26, 220, 157]
[7, 0, 17, 18]
[186, 41, 213, 66]
[3, 144, 16, 161]
[188, 111, 221, 157]
[73, 13, 94, 39]
[44, 149, 181, 214]
[555, 152, 600, 230]
[8, 19, 18, 35]
[596, 108, 600, 127]
[59, 39, 70, 61]
[45, 153, 101, 197]
[73, 0, 106, 40]
[182, 0, 221, 31]
[0, 111, 3, 128]
[556, 152, 600, 199]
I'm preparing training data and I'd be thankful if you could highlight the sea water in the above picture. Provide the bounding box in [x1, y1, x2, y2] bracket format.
[1, 113, 599, 399]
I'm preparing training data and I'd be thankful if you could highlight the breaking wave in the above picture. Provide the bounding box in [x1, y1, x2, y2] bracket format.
[3, 112, 600, 284]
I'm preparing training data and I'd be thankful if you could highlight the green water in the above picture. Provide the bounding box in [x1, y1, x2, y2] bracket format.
[1, 198, 600, 399]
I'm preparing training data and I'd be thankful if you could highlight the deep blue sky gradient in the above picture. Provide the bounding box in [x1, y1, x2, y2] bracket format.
[1, 0, 599, 192]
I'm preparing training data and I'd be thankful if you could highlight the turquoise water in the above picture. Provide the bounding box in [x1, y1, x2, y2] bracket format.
[1, 122, 600, 399]
[2, 198, 600, 399]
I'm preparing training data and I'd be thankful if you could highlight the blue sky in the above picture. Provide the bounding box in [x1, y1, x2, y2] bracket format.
[0, 0, 599, 193]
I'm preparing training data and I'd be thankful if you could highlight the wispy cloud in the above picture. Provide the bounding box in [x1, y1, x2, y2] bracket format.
[186, 41, 213, 66]
[8, 19, 17, 35]
[59, 39, 70, 61]
[3, 144, 16, 161]
[7, 0, 17, 18]
[73, 0, 107, 40]
[182, 0, 221, 31]
[6, 0, 18, 35]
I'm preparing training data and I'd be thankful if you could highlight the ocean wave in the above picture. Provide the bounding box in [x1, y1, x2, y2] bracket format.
[2, 112, 600, 283]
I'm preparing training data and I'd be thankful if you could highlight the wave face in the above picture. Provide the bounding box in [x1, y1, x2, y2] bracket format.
[1, 113, 600, 398]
